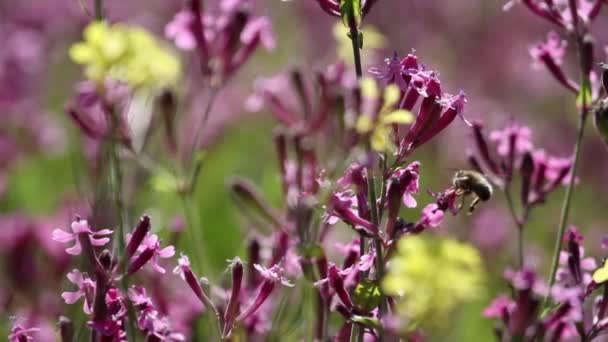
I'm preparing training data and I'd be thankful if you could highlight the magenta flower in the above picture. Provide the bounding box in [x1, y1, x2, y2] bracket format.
[489, 123, 533, 157]
[52, 219, 112, 255]
[483, 295, 515, 319]
[529, 31, 578, 93]
[417, 203, 444, 228]
[165, 11, 198, 51]
[8, 321, 40, 342]
[391, 161, 420, 208]
[61, 269, 95, 314]
[236, 264, 293, 322]
[129, 233, 175, 274]
[530, 31, 567, 67]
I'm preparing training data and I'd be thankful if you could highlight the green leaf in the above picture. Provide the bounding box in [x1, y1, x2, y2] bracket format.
[350, 315, 380, 329]
[339, 0, 362, 29]
[352, 280, 382, 312]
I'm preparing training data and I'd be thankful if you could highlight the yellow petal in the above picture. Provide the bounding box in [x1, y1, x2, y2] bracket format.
[69, 43, 96, 64]
[593, 261, 608, 283]
[356, 116, 373, 133]
[360, 77, 379, 99]
[381, 110, 414, 125]
[383, 84, 401, 107]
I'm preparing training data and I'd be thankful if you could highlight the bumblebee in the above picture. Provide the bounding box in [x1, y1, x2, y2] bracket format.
[452, 170, 493, 214]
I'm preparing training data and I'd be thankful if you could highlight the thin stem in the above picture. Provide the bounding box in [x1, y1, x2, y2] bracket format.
[187, 87, 218, 174]
[94, 0, 103, 20]
[107, 124, 137, 342]
[543, 33, 590, 309]
[504, 187, 525, 269]
[543, 109, 587, 307]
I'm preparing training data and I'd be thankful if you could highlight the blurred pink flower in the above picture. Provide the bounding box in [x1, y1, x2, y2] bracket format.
[489, 123, 533, 157]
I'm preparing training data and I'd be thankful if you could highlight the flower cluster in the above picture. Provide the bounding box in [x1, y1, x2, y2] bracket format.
[70, 21, 181, 88]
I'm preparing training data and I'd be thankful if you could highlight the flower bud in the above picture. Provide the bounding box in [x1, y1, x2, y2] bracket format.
[594, 99, 608, 150]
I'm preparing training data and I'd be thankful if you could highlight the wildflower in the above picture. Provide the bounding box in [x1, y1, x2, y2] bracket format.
[52, 219, 113, 255]
[355, 77, 414, 152]
[125, 215, 151, 257]
[61, 269, 96, 314]
[165, 1, 274, 84]
[173, 254, 220, 320]
[383, 236, 485, 325]
[70, 21, 181, 88]
[489, 123, 533, 157]
[8, 321, 40, 342]
[128, 233, 175, 275]
[223, 258, 244, 337]
[530, 31, 578, 93]
[236, 264, 293, 322]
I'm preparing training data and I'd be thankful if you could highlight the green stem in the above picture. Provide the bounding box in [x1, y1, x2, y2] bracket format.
[108, 130, 137, 342]
[348, 18, 387, 333]
[187, 88, 218, 178]
[504, 188, 524, 269]
[94, 0, 103, 20]
[543, 109, 587, 308]
[542, 33, 590, 310]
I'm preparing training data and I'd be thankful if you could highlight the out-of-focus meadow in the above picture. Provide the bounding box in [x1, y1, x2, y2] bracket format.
[2, 0, 608, 340]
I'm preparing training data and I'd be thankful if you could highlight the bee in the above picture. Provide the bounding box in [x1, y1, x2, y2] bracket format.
[452, 170, 493, 214]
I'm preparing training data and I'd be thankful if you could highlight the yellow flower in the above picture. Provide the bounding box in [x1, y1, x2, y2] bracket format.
[355, 77, 413, 152]
[333, 22, 386, 64]
[593, 260, 608, 283]
[70, 21, 181, 88]
[382, 235, 485, 328]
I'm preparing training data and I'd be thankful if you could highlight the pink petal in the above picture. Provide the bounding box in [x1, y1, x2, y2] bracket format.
[66, 240, 82, 255]
[95, 229, 113, 236]
[71, 220, 91, 234]
[158, 246, 175, 258]
[89, 236, 110, 247]
[151, 261, 166, 274]
[402, 192, 417, 208]
[66, 269, 83, 285]
[62, 291, 83, 304]
[52, 229, 75, 243]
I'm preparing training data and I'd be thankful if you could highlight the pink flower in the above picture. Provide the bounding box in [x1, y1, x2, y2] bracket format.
[8, 322, 40, 342]
[130, 233, 175, 274]
[530, 31, 567, 67]
[489, 123, 533, 157]
[418, 203, 444, 228]
[253, 264, 294, 288]
[165, 11, 198, 51]
[240, 17, 276, 50]
[483, 295, 515, 318]
[61, 269, 95, 314]
[52, 219, 112, 255]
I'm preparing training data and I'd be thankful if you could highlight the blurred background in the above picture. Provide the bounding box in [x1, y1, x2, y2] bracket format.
[2, 0, 608, 340]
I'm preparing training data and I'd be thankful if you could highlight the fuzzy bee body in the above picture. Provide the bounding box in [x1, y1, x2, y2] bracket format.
[452, 170, 493, 213]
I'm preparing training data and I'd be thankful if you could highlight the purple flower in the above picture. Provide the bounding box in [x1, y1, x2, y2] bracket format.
[530, 31, 567, 67]
[391, 161, 420, 208]
[529, 31, 578, 92]
[8, 322, 40, 342]
[129, 233, 175, 274]
[253, 264, 294, 288]
[165, 11, 198, 51]
[52, 220, 113, 255]
[489, 123, 533, 157]
[417, 203, 444, 228]
[240, 17, 276, 50]
[483, 295, 515, 319]
[61, 269, 95, 314]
